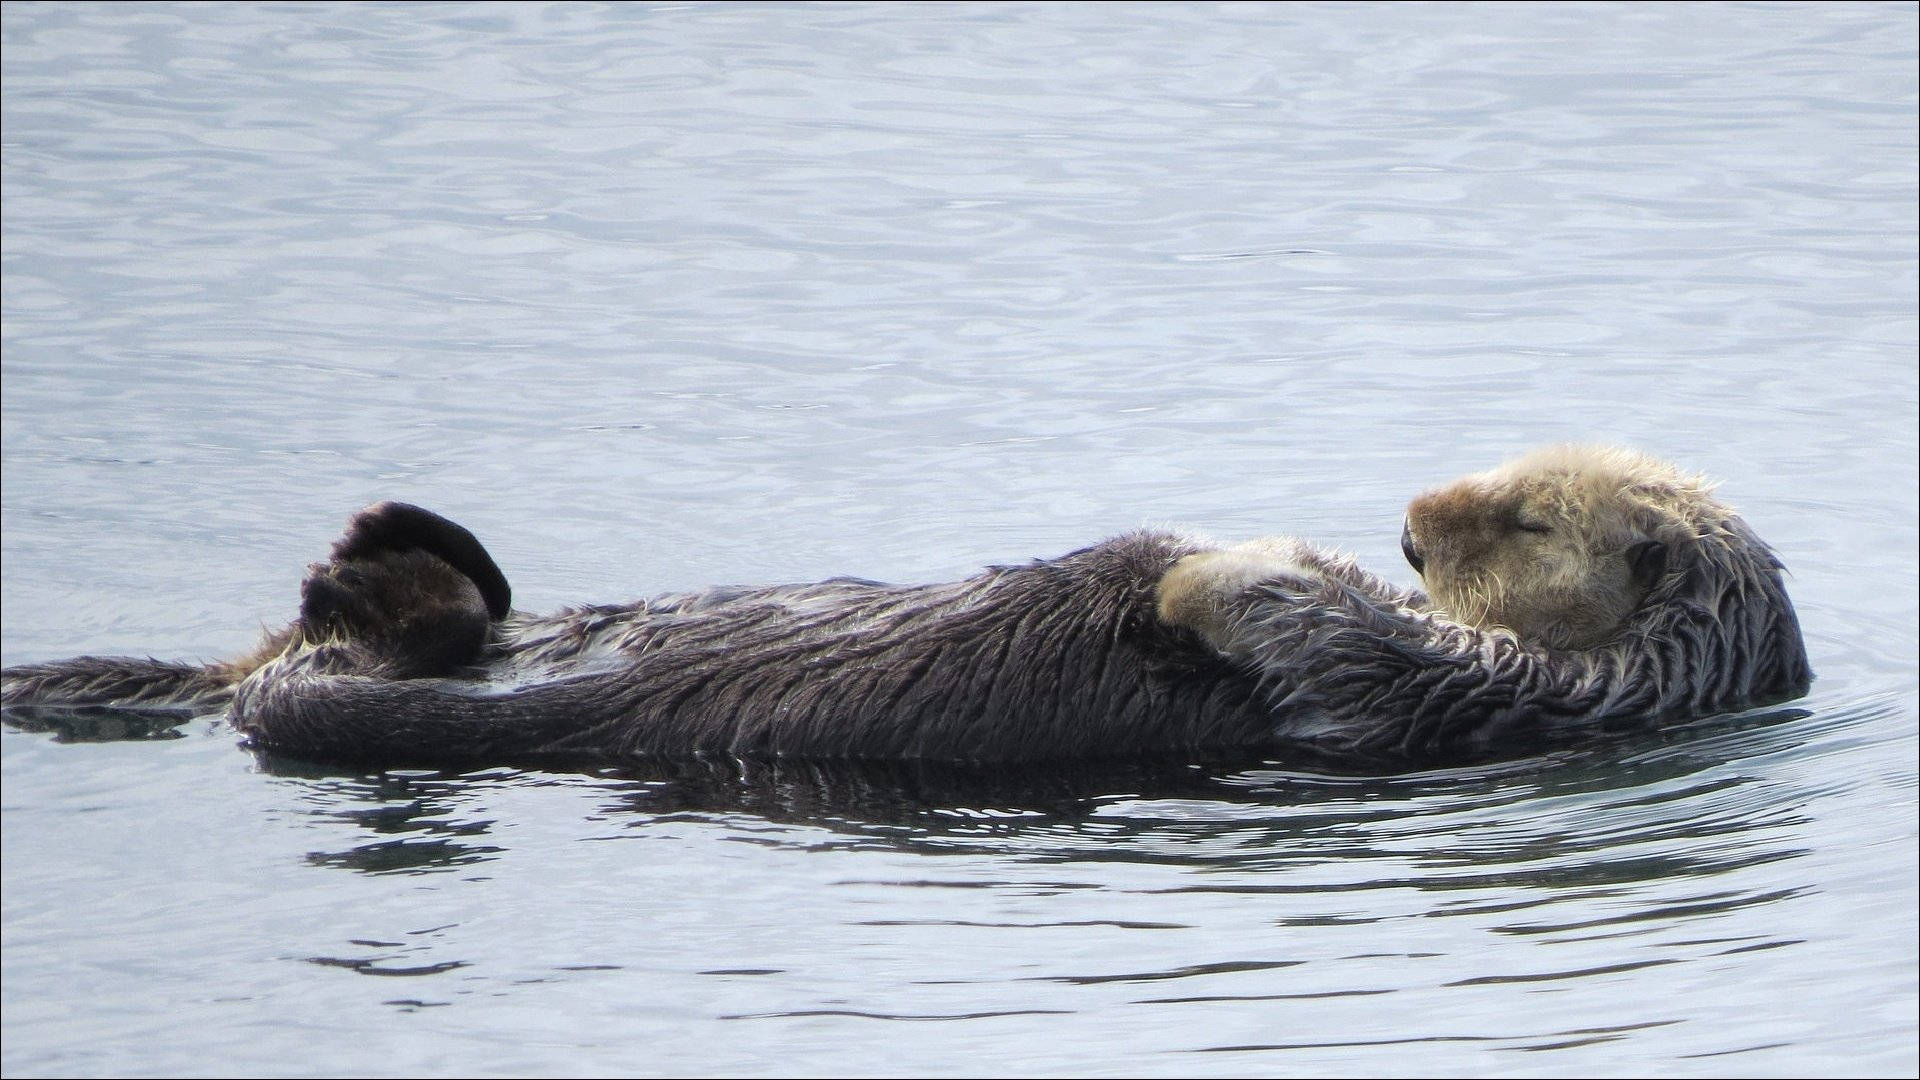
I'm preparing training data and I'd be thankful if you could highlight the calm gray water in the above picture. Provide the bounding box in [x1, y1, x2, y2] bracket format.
[3, 2, 1915, 1076]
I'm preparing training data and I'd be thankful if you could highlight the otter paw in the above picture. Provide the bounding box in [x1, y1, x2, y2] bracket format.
[1157, 537, 1325, 646]
[297, 549, 491, 678]
[332, 501, 512, 620]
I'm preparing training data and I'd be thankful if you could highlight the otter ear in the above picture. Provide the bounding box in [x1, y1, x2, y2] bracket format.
[1626, 539, 1667, 587]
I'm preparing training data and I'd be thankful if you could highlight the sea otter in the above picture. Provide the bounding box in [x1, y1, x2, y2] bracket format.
[0, 446, 1811, 766]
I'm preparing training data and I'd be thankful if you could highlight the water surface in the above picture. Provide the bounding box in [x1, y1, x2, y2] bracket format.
[3, 3, 1915, 1077]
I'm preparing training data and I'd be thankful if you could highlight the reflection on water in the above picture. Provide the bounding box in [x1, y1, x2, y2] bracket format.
[224, 701, 1833, 1064]
[0, 703, 191, 743]
[262, 705, 1817, 892]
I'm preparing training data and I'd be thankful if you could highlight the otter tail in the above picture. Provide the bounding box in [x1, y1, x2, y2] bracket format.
[1, 655, 235, 715]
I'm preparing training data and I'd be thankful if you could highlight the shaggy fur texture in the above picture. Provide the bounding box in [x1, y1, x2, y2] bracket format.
[1, 447, 1812, 767]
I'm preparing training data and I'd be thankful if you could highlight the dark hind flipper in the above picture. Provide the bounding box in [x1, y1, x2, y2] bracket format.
[296, 548, 493, 680]
[5, 505, 514, 728]
[293, 503, 512, 679]
[329, 501, 511, 619]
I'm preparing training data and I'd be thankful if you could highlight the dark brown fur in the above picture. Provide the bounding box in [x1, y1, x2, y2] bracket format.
[219, 527, 1282, 765]
[1, 451, 1814, 768]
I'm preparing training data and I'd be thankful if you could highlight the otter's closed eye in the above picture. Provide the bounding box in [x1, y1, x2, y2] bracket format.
[1514, 519, 1553, 534]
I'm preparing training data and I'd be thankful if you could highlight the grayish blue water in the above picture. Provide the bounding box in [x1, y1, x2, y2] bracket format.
[3, 2, 1915, 1076]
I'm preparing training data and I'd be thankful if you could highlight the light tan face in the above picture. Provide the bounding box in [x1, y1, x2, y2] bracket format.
[1400, 448, 1686, 649]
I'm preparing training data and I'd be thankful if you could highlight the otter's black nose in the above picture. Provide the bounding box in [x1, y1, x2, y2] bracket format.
[1401, 519, 1424, 575]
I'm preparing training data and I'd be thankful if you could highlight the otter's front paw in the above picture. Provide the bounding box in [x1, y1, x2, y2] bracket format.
[1157, 537, 1324, 648]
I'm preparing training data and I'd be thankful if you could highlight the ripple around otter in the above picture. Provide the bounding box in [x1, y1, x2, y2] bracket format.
[2, 2, 1915, 1077]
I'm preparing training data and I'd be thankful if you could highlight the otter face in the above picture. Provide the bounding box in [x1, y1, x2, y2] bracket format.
[1401, 446, 1701, 650]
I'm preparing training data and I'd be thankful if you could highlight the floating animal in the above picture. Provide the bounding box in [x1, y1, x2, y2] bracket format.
[1, 446, 1812, 767]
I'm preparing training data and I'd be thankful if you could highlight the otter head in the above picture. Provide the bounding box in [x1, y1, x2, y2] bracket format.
[1400, 446, 1725, 650]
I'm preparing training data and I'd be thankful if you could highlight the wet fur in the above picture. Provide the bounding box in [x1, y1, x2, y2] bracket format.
[1, 448, 1812, 767]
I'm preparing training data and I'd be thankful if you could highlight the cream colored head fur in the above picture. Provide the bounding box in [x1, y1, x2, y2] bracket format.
[1402, 445, 1728, 650]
